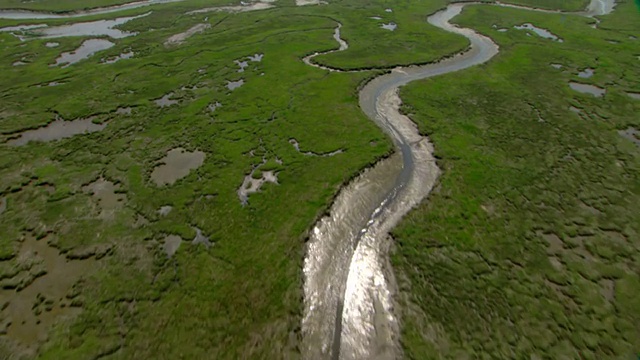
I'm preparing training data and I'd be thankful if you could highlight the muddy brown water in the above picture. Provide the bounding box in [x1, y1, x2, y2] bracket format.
[301, 1, 616, 359]
[150, 148, 205, 186]
[82, 178, 126, 220]
[0, 235, 97, 353]
[7, 116, 106, 146]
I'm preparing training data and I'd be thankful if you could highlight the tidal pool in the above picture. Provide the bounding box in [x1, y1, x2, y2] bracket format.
[208, 102, 222, 112]
[381, 22, 397, 31]
[157, 205, 173, 216]
[569, 82, 606, 97]
[7, 116, 106, 146]
[150, 148, 206, 186]
[237, 167, 278, 205]
[514, 23, 563, 42]
[550, 63, 563, 69]
[45, 42, 59, 48]
[163, 235, 182, 258]
[248, 53, 264, 62]
[627, 92, 640, 100]
[226, 79, 244, 90]
[578, 68, 594, 78]
[103, 50, 134, 64]
[235, 60, 249, 72]
[53, 39, 115, 67]
[192, 227, 212, 248]
[154, 93, 178, 107]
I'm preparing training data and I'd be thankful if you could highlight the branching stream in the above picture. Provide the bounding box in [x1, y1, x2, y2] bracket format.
[301, 1, 615, 359]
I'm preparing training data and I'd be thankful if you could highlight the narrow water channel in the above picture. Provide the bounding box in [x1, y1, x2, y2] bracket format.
[301, 0, 615, 359]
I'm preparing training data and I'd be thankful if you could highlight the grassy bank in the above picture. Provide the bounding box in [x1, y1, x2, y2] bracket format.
[393, 1, 640, 358]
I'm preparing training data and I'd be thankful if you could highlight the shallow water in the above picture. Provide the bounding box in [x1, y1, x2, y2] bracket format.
[154, 93, 178, 107]
[82, 178, 126, 219]
[208, 102, 222, 112]
[380, 22, 397, 31]
[237, 168, 278, 205]
[619, 127, 640, 147]
[578, 68, 594, 78]
[163, 235, 182, 257]
[514, 23, 562, 42]
[7, 116, 106, 146]
[150, 147, 205, 186]
[0, 236, 97, 351]
[1, 13, 149, 40]
[0, 0, 180, 19]
[248, 53, 264, 62]
[569, 82, 606, 97]
[53, 39, 115, 67]
[226, 79, 244, 90]
[192, 227, 212, 248]
[302, 3, 498, 359]
[235, 60, 249, 72]
[103, 50, 134, 64]
[157, 205, 173, 216]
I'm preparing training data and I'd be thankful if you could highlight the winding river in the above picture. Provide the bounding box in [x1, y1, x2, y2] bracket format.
[301, 1, 615, 359]
[0, 0, 616, 358]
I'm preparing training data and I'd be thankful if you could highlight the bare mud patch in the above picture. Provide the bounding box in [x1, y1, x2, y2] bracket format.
[569, 82, 606, 97]
[53, 39, 114, 67]
[165, 23, 210, 46]
[0, 235, 98, 353]
[7, 116, 106, 146]
[150, 148, 206, 186]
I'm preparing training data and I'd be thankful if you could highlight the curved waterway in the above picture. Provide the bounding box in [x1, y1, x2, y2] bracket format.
[301, 1, 615, 359]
